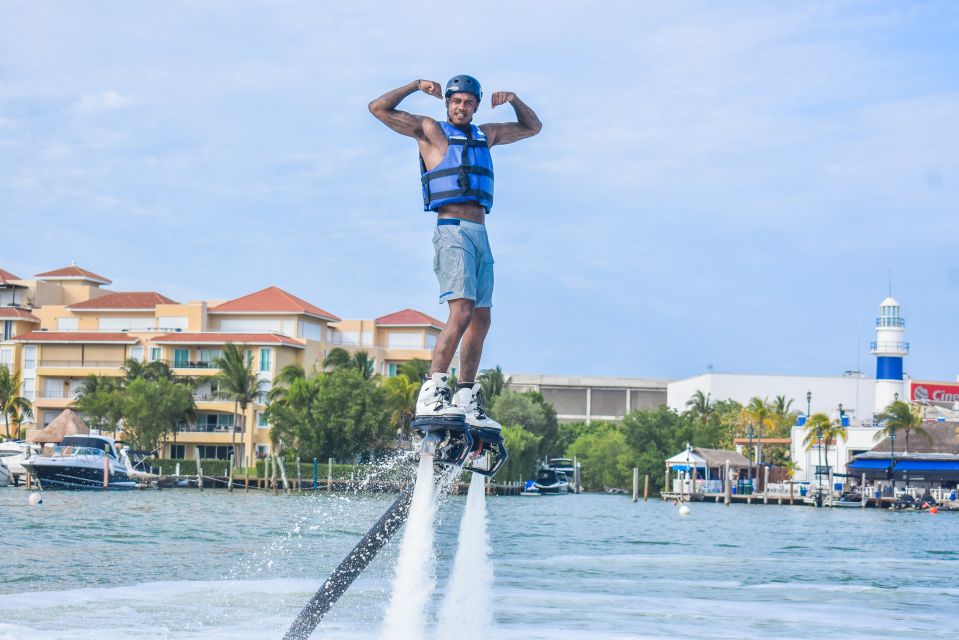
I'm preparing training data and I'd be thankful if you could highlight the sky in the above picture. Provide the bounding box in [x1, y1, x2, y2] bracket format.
[1, 1, 957, 382]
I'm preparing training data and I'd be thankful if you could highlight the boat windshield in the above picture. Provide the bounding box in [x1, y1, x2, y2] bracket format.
[49, 446, 107, 458]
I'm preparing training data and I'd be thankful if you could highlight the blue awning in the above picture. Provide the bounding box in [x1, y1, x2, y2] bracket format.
[895, 460, 959, 472]
[849, 459, 892, 470]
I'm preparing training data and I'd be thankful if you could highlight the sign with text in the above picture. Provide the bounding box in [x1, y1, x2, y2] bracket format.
[910, 381, 959, 403]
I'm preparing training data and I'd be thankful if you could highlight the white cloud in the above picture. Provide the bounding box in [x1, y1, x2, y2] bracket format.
[74, 90, 132, 114]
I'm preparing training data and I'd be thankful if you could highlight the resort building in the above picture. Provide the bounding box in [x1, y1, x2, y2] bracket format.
[507, 373, 669, 423]
[0, 263, 453, 465]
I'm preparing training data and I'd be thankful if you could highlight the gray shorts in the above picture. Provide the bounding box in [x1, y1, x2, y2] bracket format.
[433, 219, 494, 307]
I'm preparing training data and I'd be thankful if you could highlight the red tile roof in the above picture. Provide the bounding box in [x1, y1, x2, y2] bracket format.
[375, 308, 446, 329]
[35, 265, 112, 285]
[210, 286, 340, 321]
[68, 291, 177, 310]
[0, 268, 22, 285]
[149, 332, 305, 348]
[0, 308, 40, 323]
[11, 332, 139, 344]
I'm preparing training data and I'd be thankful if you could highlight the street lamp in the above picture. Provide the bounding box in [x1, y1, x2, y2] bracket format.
[806, 391, 812, 420]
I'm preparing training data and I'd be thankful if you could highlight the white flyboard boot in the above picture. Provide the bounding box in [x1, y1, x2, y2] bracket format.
[452, 383, 501, 432]
[413, 372, 466, 427]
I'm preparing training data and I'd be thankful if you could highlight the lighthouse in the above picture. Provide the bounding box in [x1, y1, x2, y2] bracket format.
[871, 296, 908, 415]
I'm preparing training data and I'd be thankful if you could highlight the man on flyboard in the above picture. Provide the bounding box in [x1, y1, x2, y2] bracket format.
[370, 75, 541, 435]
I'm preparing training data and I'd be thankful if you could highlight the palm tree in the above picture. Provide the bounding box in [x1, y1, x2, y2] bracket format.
[742, 397, 775, 466]
[351, 351, 376, 381]
[0, 365, 33, 439]
[684, 390, 713, 423]
[268, 363, 305, 403]
[875, 400, 931, 454]
[801, 412, 848, 483]
[382, 374, 420, 436]
[478, 365, 510, 400]
[772, 395, 794, 417]
[214, 344, 264, 467]
[398, 358, 430, 382]
[322, 347, 351, 370]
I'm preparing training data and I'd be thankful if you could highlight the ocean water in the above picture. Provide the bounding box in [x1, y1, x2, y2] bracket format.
[2, 486, 958, 639]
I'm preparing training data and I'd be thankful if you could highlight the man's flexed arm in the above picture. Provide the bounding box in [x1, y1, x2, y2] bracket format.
[481, 93, 542, 147]
[369, 80, 443, 140]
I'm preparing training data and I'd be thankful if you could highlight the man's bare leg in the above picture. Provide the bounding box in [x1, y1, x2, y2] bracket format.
[458, 307, 490, 383]
[430, 299, 475, 374]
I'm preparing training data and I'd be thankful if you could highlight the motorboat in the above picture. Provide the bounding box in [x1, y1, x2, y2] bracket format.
[835, 492, 864, 507]
[546, 457, 579, 493]
[533, 467, 571, 494]
[0, 440, 40, 486]
[0, 459, 11, 487]
[22, 435, 139, 490]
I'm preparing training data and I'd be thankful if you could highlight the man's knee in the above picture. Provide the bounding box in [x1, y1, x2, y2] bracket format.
[471, 307, 491, 332]
[447, 300, 476, 329]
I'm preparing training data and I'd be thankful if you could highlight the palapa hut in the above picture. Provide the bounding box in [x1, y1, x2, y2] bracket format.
[665, 445, 751, 495]
[26, 409, 90, 444]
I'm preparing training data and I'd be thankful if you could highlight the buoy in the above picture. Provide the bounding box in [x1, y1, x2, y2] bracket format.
[678, 504, 690, 516]
[28, 492, 43, 506]
[929, 506, 939, 514]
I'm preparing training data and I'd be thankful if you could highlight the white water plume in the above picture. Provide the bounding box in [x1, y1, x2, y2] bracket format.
[380, 454, 438, 640]
[437, 473, 494, 638]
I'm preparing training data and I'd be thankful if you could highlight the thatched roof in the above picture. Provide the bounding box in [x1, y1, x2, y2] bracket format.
[27, 409, 90, 443]
[861, 421, 959, 457]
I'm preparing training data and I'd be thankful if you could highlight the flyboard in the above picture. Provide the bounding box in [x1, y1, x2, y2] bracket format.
[283, 414, 508, 640]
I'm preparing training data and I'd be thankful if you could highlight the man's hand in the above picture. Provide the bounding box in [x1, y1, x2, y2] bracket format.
[490, 91, 516, 108]
[418, 80, 443, 99]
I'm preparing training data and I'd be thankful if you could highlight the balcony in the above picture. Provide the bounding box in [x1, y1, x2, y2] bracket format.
[875, 318, 905, 328]
[869, 341, 909, 354]
[176, 423, 244, 434]
[38, 359, 126, 369]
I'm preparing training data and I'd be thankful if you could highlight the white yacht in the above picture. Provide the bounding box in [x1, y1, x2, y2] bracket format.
[23, 435, 139, 490]
[0, 440, 40, 486]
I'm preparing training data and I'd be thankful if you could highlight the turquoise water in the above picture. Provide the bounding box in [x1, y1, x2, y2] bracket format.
[2, 486, 958, 639]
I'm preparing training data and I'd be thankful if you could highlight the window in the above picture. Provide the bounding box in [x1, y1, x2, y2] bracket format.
[99, 317, 156, 331]
[130, 346, 144, 362]
[259, 348, 271, 372]
[197, 445, 233, 460]
[22, 378, 35, 401]
[257, 412, 269, 428]
[198, 349, 222, 365]
[0, 348, 12, 366]
[57, 317, 79, 331]
[24, 346, 36, 370]
[387, 332, 422, 348]
[173, 349, 189, 368]
[425, 333, 437, 349]
[170, 444, 185, 460]
[256, 444, 270, 460]
[149, 347, 162, 362]
[387, 363, 399, 377]
[2, 321, 12, 341]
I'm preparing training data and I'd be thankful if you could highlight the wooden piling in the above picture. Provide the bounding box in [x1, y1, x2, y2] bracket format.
[228, 453, 234, 492]
[724, 461, 731, 506]
[763, 466, 769, 504]
[789, 481, 795, 505]
[827, 468, 834, 507]
[245, 462, 250, 492]
[665, 469, 670, 499]
[196, 456, 204, 492]
[643, 474, 649, 501]
[327, 457, 333, 492]
[632, 468, 639, 502]
[103, 452, 110, 490]
[861, 472, 867, 509]
[264, 457, 271, 491]
[271, 456, 278, 494]
[297, 457, 302, 494]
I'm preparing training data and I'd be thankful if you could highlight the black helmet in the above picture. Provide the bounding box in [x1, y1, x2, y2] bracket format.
[445, 74, 482, 101]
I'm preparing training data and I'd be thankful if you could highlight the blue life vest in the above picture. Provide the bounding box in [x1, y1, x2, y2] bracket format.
[421, 121, 494, 213]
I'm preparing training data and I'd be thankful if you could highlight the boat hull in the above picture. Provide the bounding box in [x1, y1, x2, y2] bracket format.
[23, 461, 138, 490]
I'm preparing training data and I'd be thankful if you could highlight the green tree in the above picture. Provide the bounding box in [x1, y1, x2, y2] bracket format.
[477, 365, 510, 401]
[73, 375, 123, 436]
[621, 406, 698, 493]
[382, 374, 419, 436]
[684, 390, 713, 423]
[322, 347, 352, 370]
[488, 390, 558, 454]
[0, 364, 33, 439]
[270, 368, 391, 461]
[741, 397, 777, 466]
[121, 377, 195, 450]
[801, 412, 848, 474]
[268, 363, 306, 403]
[875, 400, 931, 453]
[567, 425, 632, 491]
[351, 351, 377, 381]
[398, 359, 430, 382]
[214, 344, 264, 465]
[497, 424, 542, 484]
